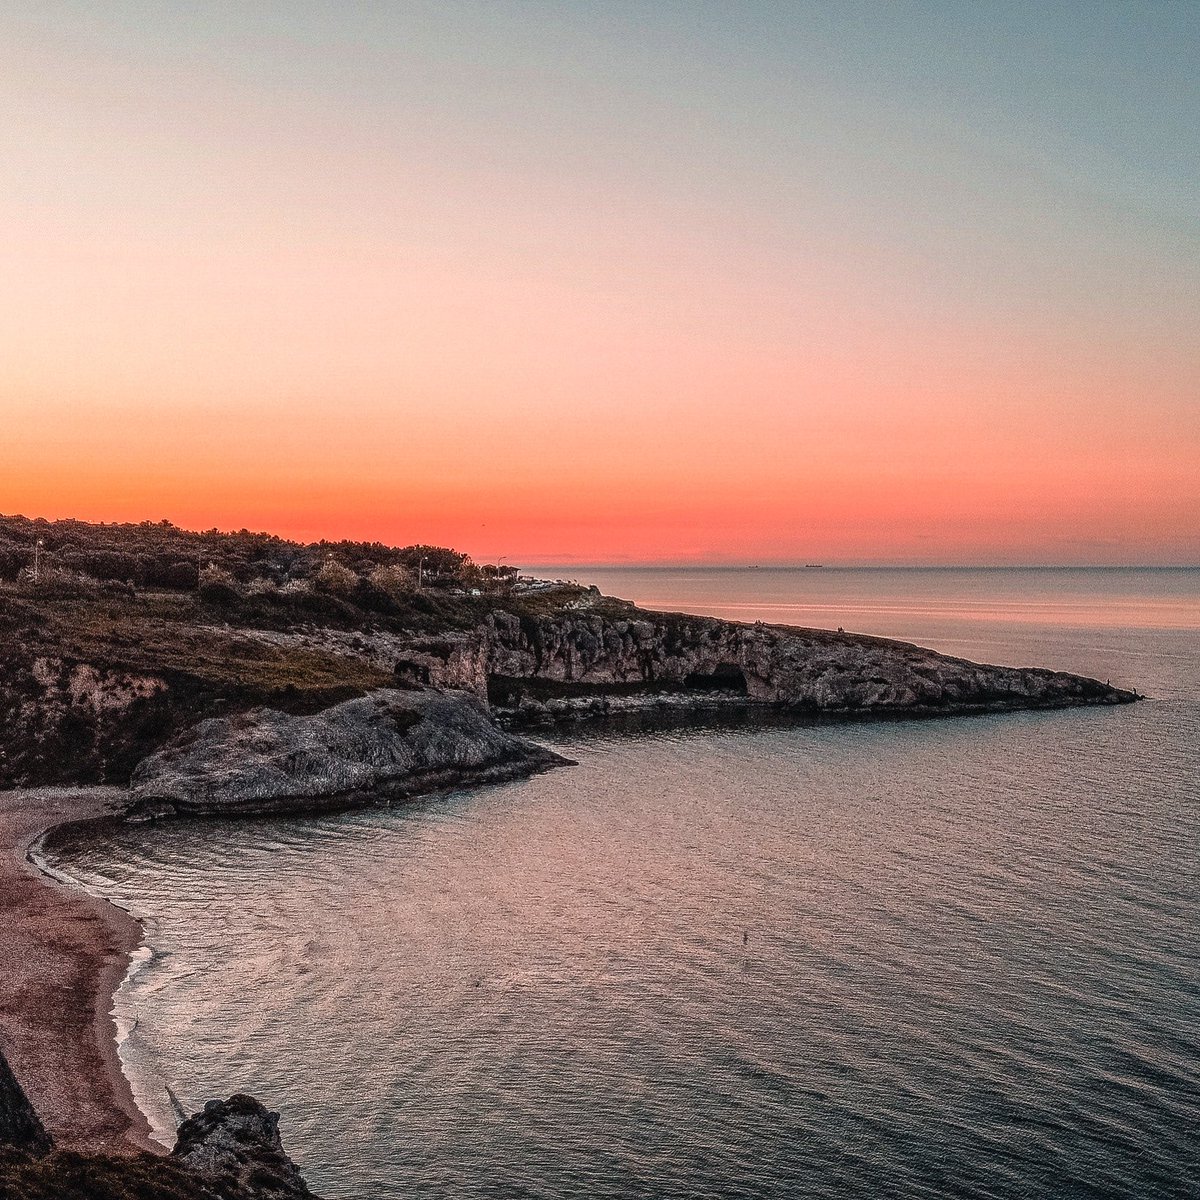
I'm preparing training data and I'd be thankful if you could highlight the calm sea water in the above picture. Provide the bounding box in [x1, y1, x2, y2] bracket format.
[53, 569, 1200, 1198]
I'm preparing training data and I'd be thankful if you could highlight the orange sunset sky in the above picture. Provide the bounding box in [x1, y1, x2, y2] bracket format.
[3, 3, 1198, 565]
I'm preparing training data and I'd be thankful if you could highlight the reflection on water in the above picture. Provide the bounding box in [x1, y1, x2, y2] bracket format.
[53, 570, 1200, 1198]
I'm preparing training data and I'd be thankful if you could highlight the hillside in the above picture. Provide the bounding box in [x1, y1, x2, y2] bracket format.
[0, 513, 1135, 795]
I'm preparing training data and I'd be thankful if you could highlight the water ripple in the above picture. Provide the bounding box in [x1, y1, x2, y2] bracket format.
[51, 627, 1200, 1198]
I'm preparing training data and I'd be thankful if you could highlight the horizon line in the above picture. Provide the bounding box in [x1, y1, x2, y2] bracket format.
[4, 513, 1196, 573]
[526, 562, 1200, 572]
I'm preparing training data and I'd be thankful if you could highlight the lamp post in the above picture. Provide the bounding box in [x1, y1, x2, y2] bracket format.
[33, 538, 43, 583]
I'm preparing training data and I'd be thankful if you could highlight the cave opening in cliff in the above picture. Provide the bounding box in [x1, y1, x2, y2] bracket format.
[683, 663, 749, 694]
[394, 659, 431, 686]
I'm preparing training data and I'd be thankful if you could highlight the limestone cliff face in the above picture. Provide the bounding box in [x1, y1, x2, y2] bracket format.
[130, 687, 569, 818]
[481, 606, 1134, 714]
[0, 655, 170, 786]
[244, 626, 492, 697]
[3, 596, 1136, 795]
[244, 602, 1134, 721]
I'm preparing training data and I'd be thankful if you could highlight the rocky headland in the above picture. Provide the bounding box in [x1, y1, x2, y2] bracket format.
[0, 514, 1135, 799]
[0, 515, 1139, 1196]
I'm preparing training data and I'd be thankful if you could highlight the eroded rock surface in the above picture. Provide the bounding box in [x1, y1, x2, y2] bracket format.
[484, 607, 1136, 716]
[130, 687, 569, 817]
[0, 1087, 320, 1199]
[256, 602, 1136, 721]
[171, 1095, 313, 1199]
[0, 654, 171, 786]
[3, 580, 1138, 794]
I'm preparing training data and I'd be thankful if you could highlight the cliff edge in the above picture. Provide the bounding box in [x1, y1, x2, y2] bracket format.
[0, 1047, 317, 1200]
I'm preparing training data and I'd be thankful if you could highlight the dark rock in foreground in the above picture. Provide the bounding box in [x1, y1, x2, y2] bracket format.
[0, 1052, 51, 1157]
[172, 1095, 313, 1199]
[0, 1058, 318, 1199]
[130, 687, 570, 819]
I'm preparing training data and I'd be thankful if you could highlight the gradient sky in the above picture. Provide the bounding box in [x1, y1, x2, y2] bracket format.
[2, 1, 1197, 564]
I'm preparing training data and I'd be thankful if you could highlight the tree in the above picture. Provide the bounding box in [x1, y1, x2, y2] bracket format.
[394, 545, 469, 577]
[314, 559, 359, 595]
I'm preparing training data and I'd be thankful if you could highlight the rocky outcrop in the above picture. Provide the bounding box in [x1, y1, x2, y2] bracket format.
[4, 583, 1137, 795]
[171, 1095, 314, 1199]
[255, 600, 1134, 722]
[483, 606, 1136, 718]
[0, 1051, 51, 1156]
[129, 687, 570, 818]
[0, 654, 172, 786]
[0, 1087, 319, 1199]
[243, 626, 492, 698]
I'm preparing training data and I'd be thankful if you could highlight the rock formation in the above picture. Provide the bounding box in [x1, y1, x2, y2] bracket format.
[482, 606, 1135, 717]
[171, 1095, 313, 1199]
[0, 1051, 51, 1157]
[2, 571, 1137, 794]
[0, 654, 173, 788]
[0, 1077, 319, 1199]
[130, 687, 571, 818]
[253, 600, 1136, 722]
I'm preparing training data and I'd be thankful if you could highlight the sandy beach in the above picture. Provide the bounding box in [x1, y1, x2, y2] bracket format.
[0, 786, 156, 1154]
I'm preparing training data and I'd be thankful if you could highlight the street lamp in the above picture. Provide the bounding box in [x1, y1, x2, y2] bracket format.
[33, 538, 43, 583]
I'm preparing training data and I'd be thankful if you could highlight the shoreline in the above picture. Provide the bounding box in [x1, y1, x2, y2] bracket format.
[496, 687, 1140, 729]
[0, 750, 575, 1160]
[0, 787, 157, 1155]
[27, 823, 176, 1152]
[0, 691, 1139, 1160]
[0, 679, 1139, 1163]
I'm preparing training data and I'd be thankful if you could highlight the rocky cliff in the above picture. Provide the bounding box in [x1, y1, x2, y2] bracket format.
[0, 1053, 317, 1200]
[483, 606, 1134, 718]
[171, 1095, 314, 1199]
[253, 599, 1135, 723]
[130, 687, 570, 818]
[0, 655, 174, 789]
[2, 583, 1135, 799]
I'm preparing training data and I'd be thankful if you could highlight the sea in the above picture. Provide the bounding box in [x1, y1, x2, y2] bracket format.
[49, 568, 1200, 1199]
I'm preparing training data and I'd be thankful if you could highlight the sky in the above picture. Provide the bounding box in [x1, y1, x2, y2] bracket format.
[2, 1, 1197, 565]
